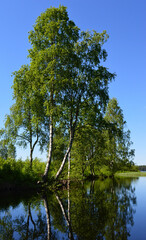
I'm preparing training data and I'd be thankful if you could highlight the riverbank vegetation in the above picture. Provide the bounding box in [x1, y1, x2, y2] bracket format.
[0, 156, 138, 188]
[115, 171, 146, 178]
[0, 6, 137, 186]
[0, 157, 45, 187]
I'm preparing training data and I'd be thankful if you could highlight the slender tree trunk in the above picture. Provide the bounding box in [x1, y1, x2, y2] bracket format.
[30, 145, 33, 169]
[42, 117, 53, 182]
[43, 86, 54, 182]
[26, 207, 30, 239]
[68, 151, 71, 187]
[68, 185, 72, 240]
[68, 110, 72, 181]
[29, 203, 36, 238]
[29, 109, 33, 168]
[55, 102, 80, 180]
[43, 195, 51, 240]
[30, 131, 39, 169]
[82, 165, 84, 179]
[68, 133, 71, 181]
[56, 193, 74, 240]
[55, 128, 74, 180]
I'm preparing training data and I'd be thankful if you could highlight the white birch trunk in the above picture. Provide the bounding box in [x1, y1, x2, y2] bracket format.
[42, 117, 53, 182]
[55, 129, 74, 180]
[55, 101, 80, 180]
[68, 145, 71, 180]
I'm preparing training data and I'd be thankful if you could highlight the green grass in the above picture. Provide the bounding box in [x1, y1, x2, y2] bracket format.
[115, 171, 146, 178]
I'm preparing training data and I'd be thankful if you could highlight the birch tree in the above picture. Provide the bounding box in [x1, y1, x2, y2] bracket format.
[104, 98, 135, 173]
[28, 6, 79, 181]
[55, 30, 115, 179]
[10, 65, 48, 167]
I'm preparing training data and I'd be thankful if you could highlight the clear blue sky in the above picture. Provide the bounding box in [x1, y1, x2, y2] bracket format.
[0, 0, 146, 165]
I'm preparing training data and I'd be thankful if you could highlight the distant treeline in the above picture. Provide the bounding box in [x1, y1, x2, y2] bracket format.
[138, 166, 146, 171]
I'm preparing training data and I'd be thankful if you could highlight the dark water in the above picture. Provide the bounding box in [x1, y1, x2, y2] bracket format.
[0, 177, 145, 240]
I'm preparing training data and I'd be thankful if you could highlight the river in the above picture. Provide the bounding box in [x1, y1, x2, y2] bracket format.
[0, 177, 145, 239]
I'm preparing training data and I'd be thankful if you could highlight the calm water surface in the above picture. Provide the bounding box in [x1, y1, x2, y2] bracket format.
[0, 177, 146, 239]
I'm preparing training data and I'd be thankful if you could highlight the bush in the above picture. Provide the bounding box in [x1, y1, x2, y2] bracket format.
[0, 157, 46, 185]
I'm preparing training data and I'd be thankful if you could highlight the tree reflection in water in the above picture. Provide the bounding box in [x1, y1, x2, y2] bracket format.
[0, 178, 137, 240]
[70, 178, 136, 240]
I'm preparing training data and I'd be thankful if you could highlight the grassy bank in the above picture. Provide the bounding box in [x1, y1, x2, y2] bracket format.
[115, 171, 146, 178]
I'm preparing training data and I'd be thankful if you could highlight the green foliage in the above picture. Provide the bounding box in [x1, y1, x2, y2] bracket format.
[0, 157, 46, 185]
[68, 98, 135, 179]
[0, 129, 16, 160]
[9, 64, 49, 166]
[99, 165, 112, 177]
[0, 6, 136, 182]
[103, 98, 135, 174]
